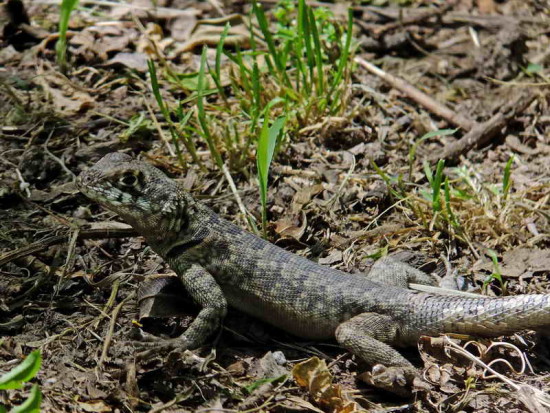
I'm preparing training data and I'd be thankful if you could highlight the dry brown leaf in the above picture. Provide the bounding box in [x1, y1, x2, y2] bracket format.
[477, 0, 496, 14]
[36, 71, 94, 114]
[472, 248, 550, 278]
[77, 400, 111, 412]
[291, 184, 324, 214]
[292, 357, 362, 413]
[173, 23, 251, 54]
[318, 250, 343, 265]
[500, 248, 550, 278]
[274, 211, 307, 241]
[107, 52, 149, 72]
[167, 13, 197, 42]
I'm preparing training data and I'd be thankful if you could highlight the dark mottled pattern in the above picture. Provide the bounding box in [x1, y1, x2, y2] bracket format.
[78, 153, 550, 370]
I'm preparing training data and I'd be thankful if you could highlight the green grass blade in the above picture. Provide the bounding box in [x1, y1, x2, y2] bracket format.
[308, 7, 324, 96]
[209, 22, 230, 103]
[198, 46, 223, 169]
[11, 384, 41, 413]
[431, 159, 445, 212]
[299, 0, 314, 89]
[0, 350, 41, 390]
[330, 8, 353, 92]
[148, 60, 168, 116]
[216, 23, 230, 82]
[252, 0, 291, 87]
[56, 0, 79, 72]
[147, 60, 187, 166]
[502, 155, 514, 200]
[444, 177, 460, 229]
[252, 1, 280, 70]
[423, 160, 433, 185]
[249, 62, 262, 134]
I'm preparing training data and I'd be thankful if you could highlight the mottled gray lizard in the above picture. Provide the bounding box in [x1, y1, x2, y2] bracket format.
[77, 153, 550, 393]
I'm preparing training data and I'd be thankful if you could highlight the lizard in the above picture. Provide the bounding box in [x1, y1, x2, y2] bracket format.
[77, 152, 550, 394]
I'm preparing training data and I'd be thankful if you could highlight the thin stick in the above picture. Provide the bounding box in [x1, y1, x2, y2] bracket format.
[432, 91, 538, 162]
[0, 226, 136, 267]
[98, 291, 136, 367]
[221, 164, 260, 236]
[31, 0, 200, 17]
[354, 57, 475, 131]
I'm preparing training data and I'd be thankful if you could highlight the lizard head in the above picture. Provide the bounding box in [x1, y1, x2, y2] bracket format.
[77, 152, 187, 239]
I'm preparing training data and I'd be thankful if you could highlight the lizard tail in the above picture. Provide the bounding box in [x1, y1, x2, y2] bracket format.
[413, 293, 550, 337]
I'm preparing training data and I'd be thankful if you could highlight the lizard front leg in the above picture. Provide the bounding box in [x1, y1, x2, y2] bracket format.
[136, 263, 227, 358]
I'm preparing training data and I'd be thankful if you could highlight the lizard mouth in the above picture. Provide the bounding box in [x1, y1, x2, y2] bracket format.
[77, 173, 113, 205]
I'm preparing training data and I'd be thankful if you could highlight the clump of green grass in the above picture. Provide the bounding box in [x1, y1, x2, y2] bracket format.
[147, 0, 355, 234]
[372, 150, 549, 293]
[374, 152, 546, 264]
[149, 0, 354, 169]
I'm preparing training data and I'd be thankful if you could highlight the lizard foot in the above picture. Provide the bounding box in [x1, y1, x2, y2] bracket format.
[359, 365, 422, 397]
[129, 331, 189, 360]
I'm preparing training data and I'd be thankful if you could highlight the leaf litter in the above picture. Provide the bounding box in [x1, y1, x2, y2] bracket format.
[0, 0, 549, 411]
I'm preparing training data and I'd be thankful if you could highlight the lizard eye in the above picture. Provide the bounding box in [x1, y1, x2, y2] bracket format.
[119, 172, 139, 187]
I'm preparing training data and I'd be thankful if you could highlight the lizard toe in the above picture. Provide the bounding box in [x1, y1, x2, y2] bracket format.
[359, 365, 419, 397]
[128, 332, 190, 360]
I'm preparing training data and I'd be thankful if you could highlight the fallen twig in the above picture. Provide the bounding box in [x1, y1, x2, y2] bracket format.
[354, 57, 474, 131]
[99, 289, 136, 367]
[372, 1, 456, 36]
[431, 91, 538, 162]
[0, 226, 137, 267]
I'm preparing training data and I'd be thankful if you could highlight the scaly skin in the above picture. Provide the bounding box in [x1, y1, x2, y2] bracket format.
[77, 153, 550, 393]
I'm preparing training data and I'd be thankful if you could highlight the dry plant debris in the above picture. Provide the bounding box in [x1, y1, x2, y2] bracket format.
[0, 0, 549, 411]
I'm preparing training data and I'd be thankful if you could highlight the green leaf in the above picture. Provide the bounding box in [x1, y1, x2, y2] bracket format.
[422, 160, 433, 185]
[366, 245, 388, 260]
[244, 375, 286, 394]
[257, 113, 286, 237]
[257, 116, 286, 187]
[11, 384, 42, 413]
[0, 350, 41, 390]
[525, 63, 542, 74]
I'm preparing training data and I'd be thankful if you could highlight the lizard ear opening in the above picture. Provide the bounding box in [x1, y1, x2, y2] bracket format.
[118, 170, 143, 189]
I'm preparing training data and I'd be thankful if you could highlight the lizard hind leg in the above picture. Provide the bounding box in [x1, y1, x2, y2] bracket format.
[367, 257, 437, 288]
[335, 312, 419, 396]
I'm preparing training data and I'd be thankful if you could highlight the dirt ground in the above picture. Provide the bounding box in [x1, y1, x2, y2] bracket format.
[1, 0, 549, 411]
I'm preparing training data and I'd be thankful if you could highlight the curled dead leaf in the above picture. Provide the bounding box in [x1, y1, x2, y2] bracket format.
[36, 71, 94, 114]
[274, 211, 307, 241]
[292, 357, 361, 413]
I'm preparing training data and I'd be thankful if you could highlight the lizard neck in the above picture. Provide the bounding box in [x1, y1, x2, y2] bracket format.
[147, 195, 216, 259]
